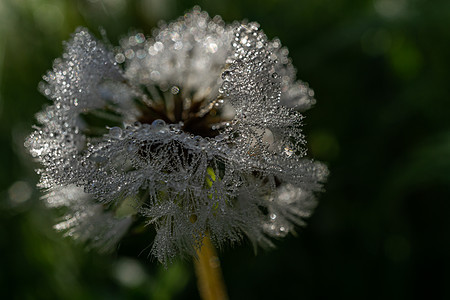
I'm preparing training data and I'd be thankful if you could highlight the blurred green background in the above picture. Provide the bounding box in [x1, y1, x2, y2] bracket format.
[1, 0, 449, 299]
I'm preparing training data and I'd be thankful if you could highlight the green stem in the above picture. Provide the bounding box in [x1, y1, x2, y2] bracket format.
[194, 235, 228, 300]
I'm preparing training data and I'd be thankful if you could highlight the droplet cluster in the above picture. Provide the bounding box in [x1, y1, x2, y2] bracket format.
[25, 7, 328, 264]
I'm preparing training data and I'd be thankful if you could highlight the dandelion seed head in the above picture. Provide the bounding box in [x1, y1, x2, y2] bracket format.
[25, 7, 328, 264]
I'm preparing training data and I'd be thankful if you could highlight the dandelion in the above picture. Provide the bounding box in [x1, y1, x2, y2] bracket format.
[25, 7, 327, 270]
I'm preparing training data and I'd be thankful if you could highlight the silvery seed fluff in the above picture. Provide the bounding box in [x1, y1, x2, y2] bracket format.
[25, 7, 328, 264]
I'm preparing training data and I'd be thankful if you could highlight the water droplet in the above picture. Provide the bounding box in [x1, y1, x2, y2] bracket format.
[136, 49, 147, 59]
[170, 86, 180, 94]
[174, 41, 183, 50]
[152, 119, 166, 127]
[154, 42, 164, 51]
[125, 49, 135, 59]
[208, 42, 218, 53]
[109, 127, 122, 139]
[135, 33, 145, 44]
[115, 53, 125, 64]
[240, 36, 248, 45]
[150, 71, 161, 81]
[220, 81, 231, 94]
[221, 71, 232, 81]
[284, 146, 294, 157]
[127, 142, 137, 153]
[148, 46, 157, 56]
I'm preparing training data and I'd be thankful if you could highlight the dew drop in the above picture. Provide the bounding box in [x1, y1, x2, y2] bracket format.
[284, 146, 294, 157]
[125, 49, 135, 59]
[174, 42, 183, 50]
[135, 33, 145, 44]
[127, 142, 137, 153]
[220, 81, 231, 94]
[208, 42, 218, 53]
[115, 53, 125, 63]
[152, 119, 166, 127]
[240, 36, 248, 45]
[136, 49, 147, 59]
[109, 127, 122, 139]
[221, 71, 232, 81]
[170, 86, 180, 94]
[150, 71, 161, 81]
[154, 41, 164, 51]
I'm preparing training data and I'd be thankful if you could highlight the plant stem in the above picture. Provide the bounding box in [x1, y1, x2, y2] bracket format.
[194, 235, 228, 300]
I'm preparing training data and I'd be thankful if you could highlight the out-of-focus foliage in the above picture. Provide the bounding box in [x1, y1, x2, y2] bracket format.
[1, 0, 449, 299]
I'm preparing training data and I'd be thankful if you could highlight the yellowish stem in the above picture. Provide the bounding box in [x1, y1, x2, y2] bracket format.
[194, 235, 228, 300]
